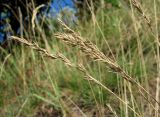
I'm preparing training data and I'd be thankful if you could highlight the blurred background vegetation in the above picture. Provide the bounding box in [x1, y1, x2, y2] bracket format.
[0, 0, 120, 42]
[0, 0, 160, 117]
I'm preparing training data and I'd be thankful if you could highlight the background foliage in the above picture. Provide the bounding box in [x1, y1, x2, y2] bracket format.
[0, 0, 160, 117]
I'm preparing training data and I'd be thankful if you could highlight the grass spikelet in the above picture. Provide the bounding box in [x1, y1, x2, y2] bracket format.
[54, 20, 160, 107]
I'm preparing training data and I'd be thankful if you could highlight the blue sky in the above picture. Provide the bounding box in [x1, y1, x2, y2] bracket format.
[51, 0, 74, 12]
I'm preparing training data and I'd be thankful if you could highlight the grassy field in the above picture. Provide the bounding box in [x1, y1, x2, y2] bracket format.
[0, 0, 160, 117]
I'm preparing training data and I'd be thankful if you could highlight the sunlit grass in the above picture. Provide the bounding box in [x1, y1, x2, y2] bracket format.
[0, 0, 160, 117]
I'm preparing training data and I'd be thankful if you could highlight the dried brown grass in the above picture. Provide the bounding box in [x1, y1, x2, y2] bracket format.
[11, 36, 142, 117]
[4, 0, 160, 116]
[10, 17, 160, 115]
[54, 20, 160, 108]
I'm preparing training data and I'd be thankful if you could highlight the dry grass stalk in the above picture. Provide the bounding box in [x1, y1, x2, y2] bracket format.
[55, 20, 133, 83]
[32, 4, 45, 30]
[10, 36, 142, 117]
[130, 2, 160, 114]
[130, 0, 160, 47]
[54, 20, 160, 107]
[131, 0, 152, 30]
[11, 36, 73, 67]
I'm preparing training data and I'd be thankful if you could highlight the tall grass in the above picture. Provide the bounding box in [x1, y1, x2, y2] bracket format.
[0, 0, 160, 117]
